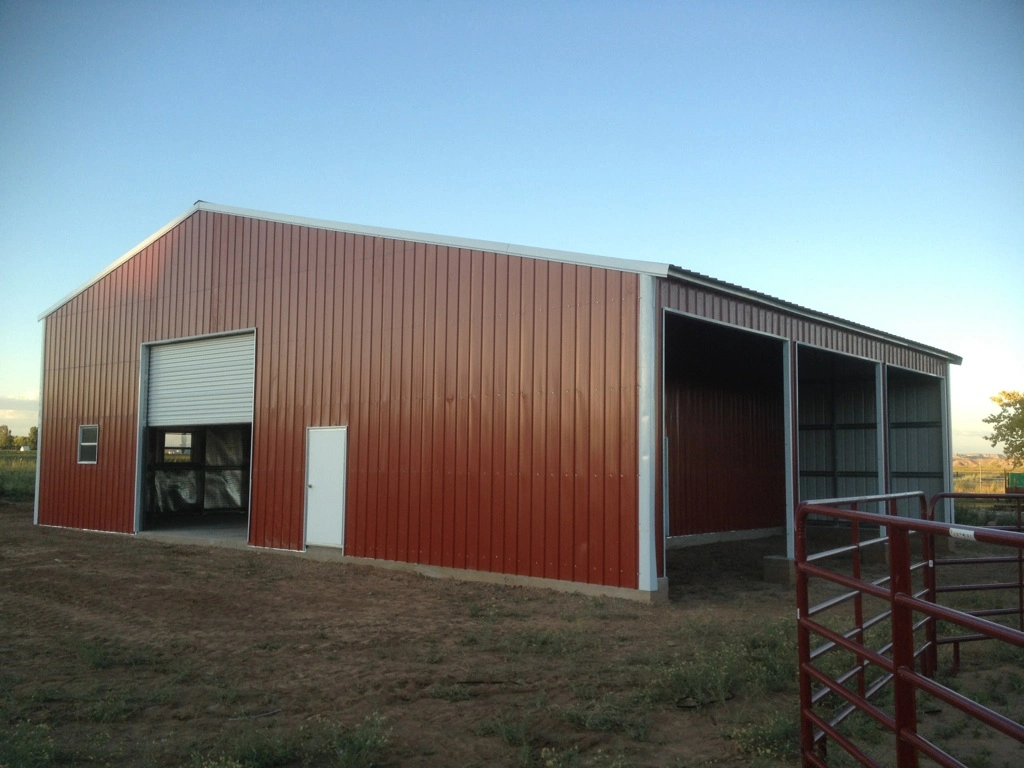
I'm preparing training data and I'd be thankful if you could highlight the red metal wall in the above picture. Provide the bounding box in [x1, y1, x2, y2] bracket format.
[38, 210, 641, 588]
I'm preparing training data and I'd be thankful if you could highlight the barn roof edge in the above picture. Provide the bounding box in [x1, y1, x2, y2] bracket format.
[665, 264, 963, 365]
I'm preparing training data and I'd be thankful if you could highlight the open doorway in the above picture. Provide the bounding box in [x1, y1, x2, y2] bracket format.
[140, 424, 252, 533]
[886, 366, 946, 503]
[796, 346, 881, 501]
[663, 313, 786, 539]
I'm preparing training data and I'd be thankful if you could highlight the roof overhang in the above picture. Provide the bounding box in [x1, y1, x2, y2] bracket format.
[665, 264, 962, 365]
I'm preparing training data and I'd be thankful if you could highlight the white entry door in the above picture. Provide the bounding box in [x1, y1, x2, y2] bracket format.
[304, 427, 347, 549]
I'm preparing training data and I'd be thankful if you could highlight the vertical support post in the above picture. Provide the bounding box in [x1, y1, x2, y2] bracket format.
[134, 343, 151, 534]
[889, 525, 920, 768]
[875, 362, 885, 497]
[880, 364, 890, 495]
[637, 274, 658, 593]
[940, 365, 954, 524]
[784, 341, 797, 561]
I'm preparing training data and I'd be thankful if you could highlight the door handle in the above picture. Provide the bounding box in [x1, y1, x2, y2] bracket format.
[307, 484, 313, 488]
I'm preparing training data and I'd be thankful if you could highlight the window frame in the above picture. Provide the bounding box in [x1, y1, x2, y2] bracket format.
[161, 430, 195, 464]
[78, 424, 99, 464]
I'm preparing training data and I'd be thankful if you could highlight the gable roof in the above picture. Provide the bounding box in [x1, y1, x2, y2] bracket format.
[38, 201, 961, 365]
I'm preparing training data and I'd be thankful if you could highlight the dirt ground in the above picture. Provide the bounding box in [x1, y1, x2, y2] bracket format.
[1, 501, 801, 767]
[4, 501, 1020, 767]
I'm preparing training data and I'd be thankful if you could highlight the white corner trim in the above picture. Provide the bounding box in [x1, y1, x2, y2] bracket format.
[783, 341, 795, 560]
[637, 274, 658, 592]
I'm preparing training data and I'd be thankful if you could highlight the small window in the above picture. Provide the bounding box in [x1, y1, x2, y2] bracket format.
[162, 432, 193, 463]
[78, 425, 99, 464]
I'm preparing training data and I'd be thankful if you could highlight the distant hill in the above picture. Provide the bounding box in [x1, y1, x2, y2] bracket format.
[952, 453, 1012, 470]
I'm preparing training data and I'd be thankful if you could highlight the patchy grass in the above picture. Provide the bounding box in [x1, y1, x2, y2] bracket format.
[0, 452, 34, 501]
[561, 695, 649, 741]
[477, 713, 533, 746]
[647, 619, 797, 708]
[193, 714, 391, 768]
[430, 683, 472, 702]
[502, 627, 597, 657]
[77, 636, 163, 669]
[732, 709, 801, 762]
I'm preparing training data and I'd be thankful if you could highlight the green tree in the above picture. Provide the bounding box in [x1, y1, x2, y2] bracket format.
[983, 391, 1024, 468]
[28, 426, 38, 451]
[0, 424, 12, 450]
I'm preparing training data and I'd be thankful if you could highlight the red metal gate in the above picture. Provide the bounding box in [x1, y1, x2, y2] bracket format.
[796, 492, 1024, 766]
[928, 492, 1024, 675]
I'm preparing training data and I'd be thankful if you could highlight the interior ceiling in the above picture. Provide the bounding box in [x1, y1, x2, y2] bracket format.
[664, 313, 783, 389]
[798, 345, 876, 381]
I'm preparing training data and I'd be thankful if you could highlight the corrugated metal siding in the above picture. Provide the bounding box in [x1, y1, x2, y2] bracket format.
[38, 258, 141, 534]
[887, 368, 944, 512]
[797, 350, 880, 502]
[38, 210, 641, 588]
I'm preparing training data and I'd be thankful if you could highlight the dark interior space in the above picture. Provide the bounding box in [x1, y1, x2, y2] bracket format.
[887, 367, 945, 503]
[797, 346, 879, 502]
[663, 313, 786, 537]
[665, 535, 786, 597]
[141, 424, 251, 531]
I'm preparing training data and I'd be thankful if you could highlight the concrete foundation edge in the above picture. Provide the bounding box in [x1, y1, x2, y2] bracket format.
[134, 529, 670, 602]
[304, 548, 672, 603]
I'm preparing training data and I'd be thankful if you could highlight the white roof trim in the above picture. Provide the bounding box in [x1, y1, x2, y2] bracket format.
[38, 201, 671, 320]
[200, 202, 674, 278]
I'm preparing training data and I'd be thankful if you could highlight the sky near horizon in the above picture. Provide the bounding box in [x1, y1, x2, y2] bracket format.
[1, 1, 1021, 453]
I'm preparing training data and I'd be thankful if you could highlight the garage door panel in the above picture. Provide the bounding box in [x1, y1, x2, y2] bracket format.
[148, 334, 255, 426]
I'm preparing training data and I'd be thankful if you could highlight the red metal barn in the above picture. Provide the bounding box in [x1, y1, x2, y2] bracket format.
[35, 204, 961, 600]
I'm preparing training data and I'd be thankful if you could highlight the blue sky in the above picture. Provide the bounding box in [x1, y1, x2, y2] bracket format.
[1, 1, 1021, 452]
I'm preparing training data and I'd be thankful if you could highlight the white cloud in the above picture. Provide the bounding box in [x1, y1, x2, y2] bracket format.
[0, 396, 38, 411]
[0, 397, 38, 436]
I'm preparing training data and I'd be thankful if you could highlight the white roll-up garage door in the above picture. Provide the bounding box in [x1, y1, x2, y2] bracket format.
[148, 333, 255, 426]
